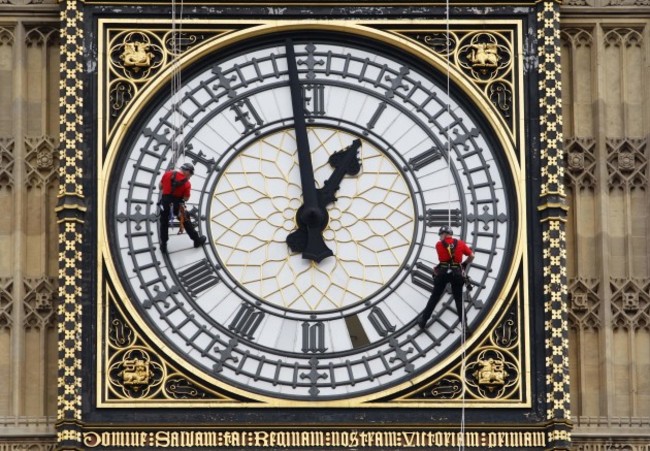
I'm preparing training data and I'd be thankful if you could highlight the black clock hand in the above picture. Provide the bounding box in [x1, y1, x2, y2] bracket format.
[285, 39, 332, 263]
[318, 139, 361, 206]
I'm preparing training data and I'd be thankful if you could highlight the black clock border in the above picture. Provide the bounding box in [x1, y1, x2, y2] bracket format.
[80, 4, 547, 428]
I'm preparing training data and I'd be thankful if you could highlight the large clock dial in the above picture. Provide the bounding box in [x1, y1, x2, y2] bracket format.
[106, 28, 519, 402]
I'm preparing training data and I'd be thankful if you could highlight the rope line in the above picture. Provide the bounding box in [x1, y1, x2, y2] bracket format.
[442, 3, 467, 449]
[170, 0, 185, 167]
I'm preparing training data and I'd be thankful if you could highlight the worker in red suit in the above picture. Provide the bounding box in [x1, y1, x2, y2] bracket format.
[419, 225, 474, 328]
[158, 162, 206, 254]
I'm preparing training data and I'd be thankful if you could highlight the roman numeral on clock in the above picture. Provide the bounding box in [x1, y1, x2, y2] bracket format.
[229, 304, 264, 339]
[408, 147, 441, 171]
[364, 101, 387, 135]
[411, 261, 435, 292]
[177, 259, 220, 298]
[230, 98, 264, 135]
[303, 84, 325, 120]
[368, 307, 396, 337]
[301, 322, 328, 353]
[426, 208, 461, 227]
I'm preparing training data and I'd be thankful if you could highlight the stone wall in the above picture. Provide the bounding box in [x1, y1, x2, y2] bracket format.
[561, 5, 650, 449]
[0, 2, 60, 444]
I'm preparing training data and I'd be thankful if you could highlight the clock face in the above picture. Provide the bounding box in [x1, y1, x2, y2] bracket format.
[107, 29, 518, 402]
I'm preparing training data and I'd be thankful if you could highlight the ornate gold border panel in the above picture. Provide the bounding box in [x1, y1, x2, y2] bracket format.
[56, 0, 86, 449]
[389, 28, 519, 141]
[97, 19, 530, 409]
[104, 23, 520, 144]
[537, 1, 572, 450]
[395, 273, 525, 404]
[99, 277, 244, 404]
[105, 27, 232, 138]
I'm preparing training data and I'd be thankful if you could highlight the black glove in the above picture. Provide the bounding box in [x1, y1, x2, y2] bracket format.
[461, 261, 468, 271]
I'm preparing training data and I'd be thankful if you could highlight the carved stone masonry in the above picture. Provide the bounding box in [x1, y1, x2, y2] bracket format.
[0, 26, 15, 47]
[561, 28, 594, 50]
[25, 136, 59, 189]
[604, 28, 643, 49]
[564, 137, 597, 190]
[610, 278, 650, 331]
[0, 278, 13, 330]
[0, 138, 15, 190]
[606, 138, 647, 190]
[25, 26, 59, 47]
[568, 278, 600, 330]
[23, 277, 56, 330]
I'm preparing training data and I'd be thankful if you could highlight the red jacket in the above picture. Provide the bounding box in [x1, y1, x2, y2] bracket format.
[435, 237, 472, 264]
[160, 170, 191, 199]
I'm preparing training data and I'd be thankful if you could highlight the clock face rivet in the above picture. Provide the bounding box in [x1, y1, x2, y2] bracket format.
[106, 31, 517, 401]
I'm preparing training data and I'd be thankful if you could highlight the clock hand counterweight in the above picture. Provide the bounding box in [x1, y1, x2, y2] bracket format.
[285, 40, 332, 263]
[318, 139, 361, 206]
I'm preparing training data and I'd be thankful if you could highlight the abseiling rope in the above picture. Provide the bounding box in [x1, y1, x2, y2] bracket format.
[442, 2, 468, 449]
[170, 0, 185, 167]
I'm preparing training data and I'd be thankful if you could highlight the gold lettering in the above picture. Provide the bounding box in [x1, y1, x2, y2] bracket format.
[76, 428, 552, 448]
[488, 432, 498, 448]
[311, 431, 324, 447]
[359, 431, 369, 446]
[100, 432, 112, 446]
[403, 432, 416, 447]
[466, 432, 480, 446]
[524, 431, 532, 446]
[156, 431, 170, 447]
[83, 431, 100, 448]
[181, 431, 193, 447]
[112, 431, 124, 446]
[255, 431, 268, 446]
[444, 431, 454, 446]
[423, 432, 432, 447]
[340, 431, 349, 447]
[349, 431, 359, 447]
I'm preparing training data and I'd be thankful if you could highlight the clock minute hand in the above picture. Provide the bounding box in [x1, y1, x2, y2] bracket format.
[285, 40, 333, 263]
[318, 139, 361, 206]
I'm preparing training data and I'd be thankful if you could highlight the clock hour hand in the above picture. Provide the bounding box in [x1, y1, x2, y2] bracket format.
[318, 139, 361, 206]
[285, 39, 332, 263]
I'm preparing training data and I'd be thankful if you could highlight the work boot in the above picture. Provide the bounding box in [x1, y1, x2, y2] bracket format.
[418, 315, 427, 329]
[194, 236, 207, 248]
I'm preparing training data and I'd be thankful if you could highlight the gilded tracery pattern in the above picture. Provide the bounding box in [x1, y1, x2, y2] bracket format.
[103, 285, 237, 403]
[106, 27, 228, 135]
[398, 290, 523, 404]
[402, 29, 517, 135]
